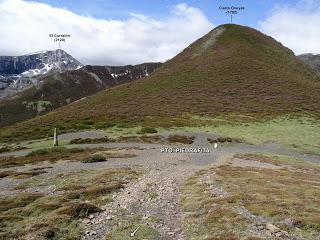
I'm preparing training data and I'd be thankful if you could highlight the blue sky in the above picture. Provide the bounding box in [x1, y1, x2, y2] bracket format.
[1, 0, 320, 65]
[29, 0, 296, 27]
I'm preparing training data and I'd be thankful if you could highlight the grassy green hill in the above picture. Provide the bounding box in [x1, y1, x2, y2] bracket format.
[1, 24, 320, 142]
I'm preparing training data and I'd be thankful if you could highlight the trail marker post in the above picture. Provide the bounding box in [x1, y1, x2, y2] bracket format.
[53, 128, 59, 147]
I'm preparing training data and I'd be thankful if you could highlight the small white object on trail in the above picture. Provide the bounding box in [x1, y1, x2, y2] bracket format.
[213, 143, 218, 149]
[130, 225, 141, 237]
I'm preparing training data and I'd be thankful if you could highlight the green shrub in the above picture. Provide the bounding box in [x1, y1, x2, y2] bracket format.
[94, 122, 116, 129]
[137, 127, 158, 134]
[27, 147, 83, 157]
[116, 123, 129, 128]
[72, 123, 91, 130]
[28, 148, 50, 156]
[0, 146, 10, 153]
[0, 193, 43, 212]
[82, 154, 106, 163]
[57, 202, 101, 218]
[70, 137, 112, 144]
[81, 120, 94, 125]
[167, 135, 195, 144]
[68, 148, 84, 153]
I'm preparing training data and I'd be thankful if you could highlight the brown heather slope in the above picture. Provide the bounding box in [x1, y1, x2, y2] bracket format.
[0, 63, 160, 128]
[1, 24, 320, 142]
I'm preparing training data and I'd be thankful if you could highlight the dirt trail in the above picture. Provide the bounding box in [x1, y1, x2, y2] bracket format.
[81, 148, 214, 240]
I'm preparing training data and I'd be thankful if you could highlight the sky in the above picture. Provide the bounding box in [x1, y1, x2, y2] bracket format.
[0, 0, 320, 65]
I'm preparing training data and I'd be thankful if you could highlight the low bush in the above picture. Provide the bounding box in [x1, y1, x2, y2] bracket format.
[0, 146, 10, 153]
[28, 148, 50, 156]
[27, 147, 84, 157]
[82, 154, 107, 163]
[57, 202, 101, 218]
[70, 137, 112, 144]
[207, 137, 243, 144]
[167, 135, 195, 144]
[94, 122, 116, 129]
[137, 127, 158, 134]
[0, 193, 43, 212]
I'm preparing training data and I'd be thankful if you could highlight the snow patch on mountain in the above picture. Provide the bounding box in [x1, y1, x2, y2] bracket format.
[0, 49, 83, 99]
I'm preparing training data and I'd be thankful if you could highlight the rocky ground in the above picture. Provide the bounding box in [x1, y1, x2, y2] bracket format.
[1, 132, 320, 239]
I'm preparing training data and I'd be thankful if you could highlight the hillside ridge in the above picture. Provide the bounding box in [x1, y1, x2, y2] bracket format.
[1, 24, 320, 142]
[0, 62, 161, 128]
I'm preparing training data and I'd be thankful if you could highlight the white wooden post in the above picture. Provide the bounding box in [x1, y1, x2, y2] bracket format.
[53, 128, 58, 147]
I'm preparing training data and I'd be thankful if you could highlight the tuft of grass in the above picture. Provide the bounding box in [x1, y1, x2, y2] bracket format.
[27, 147, 84, 157]
[208, 136, 243, 144]
[0, 147, 102, 168]
[94, 122, 117, 129]
[0, 147, 137, 168]
[0, 193, 43, 212]
[117, 135, 164, 143]
[0, 170, 47, 179]
[0, 170, 16, 178]
[0, 146, 10, 153]
[167, 135, 195, 144]
[136, 127, 158, 134]
[82, 154, 107, 163]
[0, 145, 26, 153]
[70, 137, 113, 144]
[57, 202, 101, 219]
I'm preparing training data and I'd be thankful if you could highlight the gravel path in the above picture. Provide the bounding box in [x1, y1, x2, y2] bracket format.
[81, 147, 212, 240]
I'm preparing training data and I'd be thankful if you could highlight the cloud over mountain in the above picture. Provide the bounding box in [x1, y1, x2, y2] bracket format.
[259, 0, 320, 55]
[0, 0, 213, 65]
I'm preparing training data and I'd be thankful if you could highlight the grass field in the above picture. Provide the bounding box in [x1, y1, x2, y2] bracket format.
[0, 168, 141, 240]
[181, 116, 320, 155]
[181, 153, 320, 239]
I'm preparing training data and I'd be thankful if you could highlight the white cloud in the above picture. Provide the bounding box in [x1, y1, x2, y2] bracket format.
[259, 0, 320, 55]
[0, 0, 213, 65]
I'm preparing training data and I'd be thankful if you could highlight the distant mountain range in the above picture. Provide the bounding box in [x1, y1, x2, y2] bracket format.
[298, 53, 320, 73]
[0, 49, 83, 99]
[0, 52, 161, 127]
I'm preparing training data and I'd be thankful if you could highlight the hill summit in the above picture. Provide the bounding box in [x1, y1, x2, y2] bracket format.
[2, 24, 320, 141]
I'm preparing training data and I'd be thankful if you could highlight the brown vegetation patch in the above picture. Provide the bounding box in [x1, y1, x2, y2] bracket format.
[70, 137, 114, 144]
[167, 135, 195, 144]
[57, 202, 102, 218]
[208, 136, 243, 144]
[0, 147, 113, 168]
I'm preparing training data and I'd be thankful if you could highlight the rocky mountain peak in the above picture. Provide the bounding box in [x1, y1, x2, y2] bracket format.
[0, 49, 83, 98]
